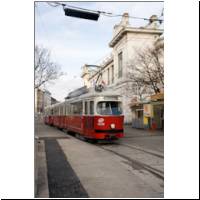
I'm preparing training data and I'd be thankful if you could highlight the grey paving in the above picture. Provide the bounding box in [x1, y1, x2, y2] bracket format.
[45, 139, 89, 198]
[123, 125, 164, 153]
[35, 121, 164, 198]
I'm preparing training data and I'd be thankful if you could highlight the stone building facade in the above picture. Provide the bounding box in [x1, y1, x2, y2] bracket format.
[43, 90, 51, 108]
[35, 88, 44, 113]
[35, 88, 58, 113]
[81, 13, 163, 123]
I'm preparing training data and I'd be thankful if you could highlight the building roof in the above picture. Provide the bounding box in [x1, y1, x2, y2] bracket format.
[151, 92, 164, 101]
[109, 26, 163, 48]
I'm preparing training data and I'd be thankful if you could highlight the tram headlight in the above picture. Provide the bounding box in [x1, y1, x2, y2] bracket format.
[110, 123, 115, 129]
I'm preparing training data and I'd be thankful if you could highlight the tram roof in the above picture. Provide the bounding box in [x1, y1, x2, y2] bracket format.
[45, 89, 122, 109]
[66, 90, 122, 103]
[44, 102, 63, 109]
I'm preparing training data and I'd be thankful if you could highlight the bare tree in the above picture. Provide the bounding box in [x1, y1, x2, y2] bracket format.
[35, 45, 62, 89]
[127, 45, 164, 98]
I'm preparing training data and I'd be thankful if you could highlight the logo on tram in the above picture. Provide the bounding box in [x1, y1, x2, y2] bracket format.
[98, 118, 105, 126]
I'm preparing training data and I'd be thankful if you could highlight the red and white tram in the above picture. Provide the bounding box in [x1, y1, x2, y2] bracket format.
[44, 91, 124, 141]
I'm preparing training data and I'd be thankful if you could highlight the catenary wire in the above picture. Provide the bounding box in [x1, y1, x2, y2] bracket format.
[46, 2, 164, 23]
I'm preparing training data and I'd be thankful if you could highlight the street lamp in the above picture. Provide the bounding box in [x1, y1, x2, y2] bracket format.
[46, 2, 100, 21]
[64, 7, 100, 21]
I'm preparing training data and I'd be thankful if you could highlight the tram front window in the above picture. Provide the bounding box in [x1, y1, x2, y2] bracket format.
[97, 101, 122, 115]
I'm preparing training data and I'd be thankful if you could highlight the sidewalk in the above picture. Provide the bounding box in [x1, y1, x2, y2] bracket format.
[35, 119, 69, 198]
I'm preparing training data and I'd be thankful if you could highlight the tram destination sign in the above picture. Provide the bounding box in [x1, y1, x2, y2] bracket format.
[104, 96, 119, 101]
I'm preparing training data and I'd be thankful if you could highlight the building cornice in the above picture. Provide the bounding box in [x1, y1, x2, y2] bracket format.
[109, 27, 164, 48]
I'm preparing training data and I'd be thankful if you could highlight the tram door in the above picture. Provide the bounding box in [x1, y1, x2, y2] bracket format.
[84, 100, 94, 136]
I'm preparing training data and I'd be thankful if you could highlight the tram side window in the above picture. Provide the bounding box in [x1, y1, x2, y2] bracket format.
[77, 102, 83, 114]
[61, 106, 63, 116]
[66, 104, 69, 115]
[85, 101, 88, 115]
[89, 101, 94, 115]
[58, 107, 60, 115]
[65, 105, 67, 115]
[69, 104, 73, 115]
[56, 107, 59, 115]
[71, 102, 83, 115]
[61, 105, 65, 116]
[55, 107, 57, 115]
[63, 105, 65, 115]
[59, 106, 62, 116]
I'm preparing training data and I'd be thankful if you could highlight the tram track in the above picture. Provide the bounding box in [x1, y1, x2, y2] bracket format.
[95, 144, 164, 180]
[95, 139, 164, 158]
[64, 131, 164, 180]
[116, 143, 164, 158]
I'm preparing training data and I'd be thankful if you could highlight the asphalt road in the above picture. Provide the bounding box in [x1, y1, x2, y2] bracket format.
[35, 122, 164, 198]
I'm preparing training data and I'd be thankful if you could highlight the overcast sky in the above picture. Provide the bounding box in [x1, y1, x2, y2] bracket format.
[35, 1, 163, 101]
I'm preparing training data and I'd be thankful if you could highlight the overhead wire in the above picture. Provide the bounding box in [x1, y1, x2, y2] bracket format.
[46, 1, 164, 23]
[44, 1, 164, 85]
